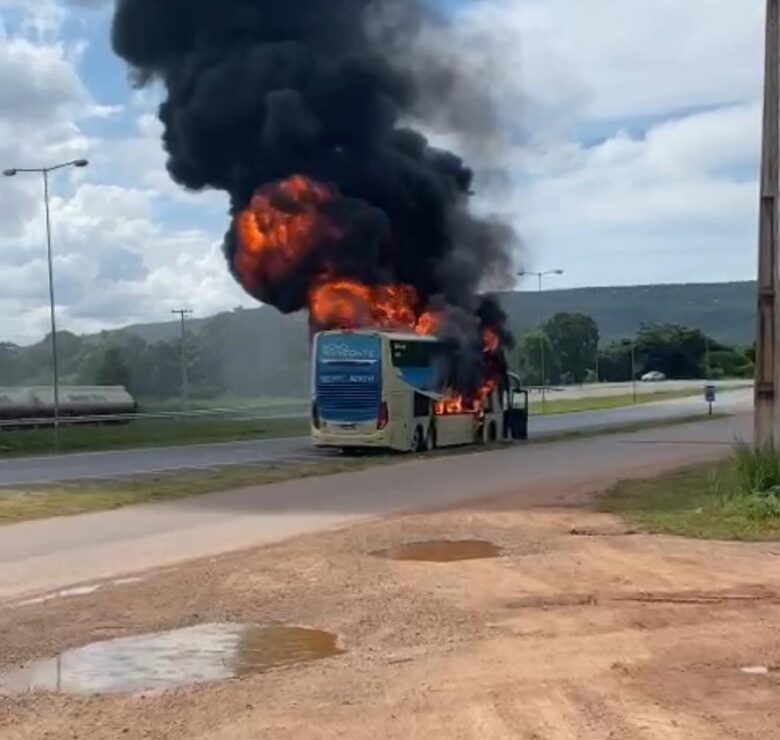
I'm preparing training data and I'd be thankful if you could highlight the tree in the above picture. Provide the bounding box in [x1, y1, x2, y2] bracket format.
[515, 330, 560, 386]
[0, 342, 28, 385]
[598, 340, 634, 382]
[634, 324, 707, 379]
[89, 345, 131, 387]
[543, 313, 599, 384]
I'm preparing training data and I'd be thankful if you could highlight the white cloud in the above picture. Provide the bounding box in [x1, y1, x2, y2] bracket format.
[448, 0, 765, 288]
[456, 0, 764, 124]
[0, 0, 770, 344]
[0, 10, 245, 344]
[1, 182, 252, 343]
[512, 102, 760, 286]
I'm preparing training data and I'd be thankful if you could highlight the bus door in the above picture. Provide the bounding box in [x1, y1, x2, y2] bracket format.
[506, 373, 529, 440]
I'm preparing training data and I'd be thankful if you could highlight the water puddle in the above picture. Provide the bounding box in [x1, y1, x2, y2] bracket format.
[0, 624, 343, 695]
[371, 539, 501, 562]
[740, 665, 776, 676]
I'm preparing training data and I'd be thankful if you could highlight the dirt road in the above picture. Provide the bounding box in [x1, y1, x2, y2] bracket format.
[1, 415, 777, 739]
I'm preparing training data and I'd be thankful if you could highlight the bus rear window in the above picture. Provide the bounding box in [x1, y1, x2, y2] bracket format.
[391, 340, 436, 368]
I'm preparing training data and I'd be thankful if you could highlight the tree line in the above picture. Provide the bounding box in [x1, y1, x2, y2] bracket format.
[0, 310, 755, 401]
[514, 313, 755, 385]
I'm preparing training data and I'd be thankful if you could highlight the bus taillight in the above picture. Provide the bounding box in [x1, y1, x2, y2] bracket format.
[377, 401, 389, 430]
[312, 402, 320, 429]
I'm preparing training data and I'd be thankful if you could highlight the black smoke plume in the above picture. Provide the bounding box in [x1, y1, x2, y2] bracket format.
[112, 0, 516, 396]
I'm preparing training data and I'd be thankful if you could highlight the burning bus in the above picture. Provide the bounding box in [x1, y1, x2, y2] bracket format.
[111, 0, 524, 431]
[312, 329, 528, 452]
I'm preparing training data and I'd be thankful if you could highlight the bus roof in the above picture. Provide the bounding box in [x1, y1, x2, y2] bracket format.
[314, 328, 441, 343]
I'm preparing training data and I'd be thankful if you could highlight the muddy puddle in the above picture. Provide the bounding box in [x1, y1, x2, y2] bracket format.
[0, 624, 343, 695]
[372, 539, 501, 562]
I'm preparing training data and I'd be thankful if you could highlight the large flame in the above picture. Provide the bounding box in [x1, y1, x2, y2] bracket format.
[234, 175, 339, 293]
[235, 174, 504, 417]
[308, 279, 441, 335]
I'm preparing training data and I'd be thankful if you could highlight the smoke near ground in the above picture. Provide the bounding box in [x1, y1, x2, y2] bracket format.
[112, 0, 517, 395]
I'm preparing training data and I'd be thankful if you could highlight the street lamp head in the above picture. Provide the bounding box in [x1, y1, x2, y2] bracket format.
[73, 159, 89, 168]
[552, 269, 564, 275]
[3, 168, 17, 177]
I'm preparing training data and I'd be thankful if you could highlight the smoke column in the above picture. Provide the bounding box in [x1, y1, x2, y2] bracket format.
[112, 0, 516, 397]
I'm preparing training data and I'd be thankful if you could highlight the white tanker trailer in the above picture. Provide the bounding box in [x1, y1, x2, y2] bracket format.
[0, 386, 137, 426]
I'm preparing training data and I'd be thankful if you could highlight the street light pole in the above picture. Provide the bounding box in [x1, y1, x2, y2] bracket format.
[3, 159, 89, 451]
[41, 169, 62, 448]
[172, 308, 193, 411]
[517, 269, 564, 412]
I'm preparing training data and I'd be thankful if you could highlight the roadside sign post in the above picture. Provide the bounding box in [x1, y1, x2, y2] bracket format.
[705, 385, 716, 416]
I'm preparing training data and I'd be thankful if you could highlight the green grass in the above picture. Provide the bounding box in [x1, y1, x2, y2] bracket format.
[600, 456, 780, 541]
[0, 457, 387, 525]
[0, 412, 726, 525]
[0, 417, 309, 457]
[531, 387, 732, 415]
[137, 396, 307, 413]
[2, 385, 734, 458]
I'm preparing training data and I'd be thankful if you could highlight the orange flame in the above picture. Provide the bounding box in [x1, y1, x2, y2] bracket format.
[308, 278, 441, 334]
[234, 175, 339, 292]
[234, 175, 505, 416]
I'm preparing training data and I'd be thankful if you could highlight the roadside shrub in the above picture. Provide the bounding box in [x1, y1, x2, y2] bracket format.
[742, 492, 780, 521]
[732, 442, 780, 497]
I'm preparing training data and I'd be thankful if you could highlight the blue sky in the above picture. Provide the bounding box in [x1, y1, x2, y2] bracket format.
[0, 0, 768, 344]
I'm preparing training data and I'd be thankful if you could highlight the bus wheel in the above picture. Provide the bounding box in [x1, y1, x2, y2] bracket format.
[487, 422, 497, 443]
[426, 424, 437, 451]
[412, 426, 425, 453]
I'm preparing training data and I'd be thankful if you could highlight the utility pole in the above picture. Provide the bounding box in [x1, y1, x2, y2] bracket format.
[630, 341, 637, 404]
[172, 308, 193, 411]
[755, 0, 780, 449]
[517, 269, 564, 411]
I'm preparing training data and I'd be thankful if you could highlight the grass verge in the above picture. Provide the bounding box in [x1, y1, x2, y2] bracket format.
[0, 412, 727, 525]
[1, 385, 736, 458]
[530, 387, 737, 415]
[600, 457, 780, 542]
[0, 457, 388, 525]
[0, 417, 310, 457]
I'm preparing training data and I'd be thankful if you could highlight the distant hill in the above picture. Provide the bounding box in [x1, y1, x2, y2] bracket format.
[4, 282, 756, 397]
[115, 281, 756, 347]
[497, 281, 756, 345]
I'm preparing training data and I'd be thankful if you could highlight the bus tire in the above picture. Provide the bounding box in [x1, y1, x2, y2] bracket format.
[487, 421, 497, 443]
[426, 424, 437, 451]
[412, 425, 425, 453]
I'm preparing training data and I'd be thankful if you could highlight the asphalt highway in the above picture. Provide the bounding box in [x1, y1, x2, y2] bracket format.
[0, 388, 751, 487]
[0, 411, 750, 600]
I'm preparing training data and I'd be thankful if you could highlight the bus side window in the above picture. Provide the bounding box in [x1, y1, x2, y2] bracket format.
[413, 392, 430, 418]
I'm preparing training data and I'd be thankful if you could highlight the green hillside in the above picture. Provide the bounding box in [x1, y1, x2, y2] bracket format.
[499, 281, 755, 345]
[2, 282, 756, 398]
[115, 281, 756, 347]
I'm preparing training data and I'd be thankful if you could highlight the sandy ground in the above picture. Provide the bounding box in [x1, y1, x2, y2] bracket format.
[1, 459, 778, 739]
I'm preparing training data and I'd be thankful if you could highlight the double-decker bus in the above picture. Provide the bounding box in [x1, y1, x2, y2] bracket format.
[311, 329, 528, 452]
